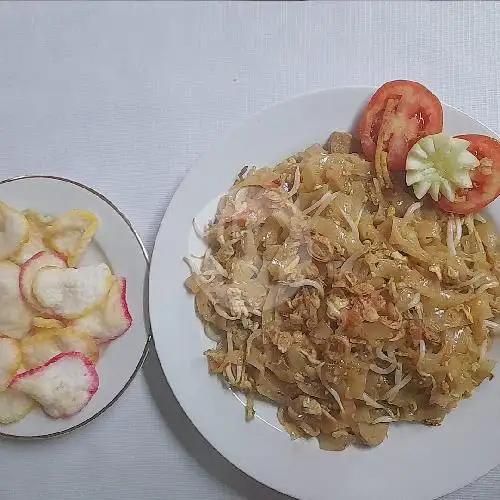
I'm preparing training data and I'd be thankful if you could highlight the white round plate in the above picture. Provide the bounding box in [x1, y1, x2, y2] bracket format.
[0, 176, 149, 438]
[150, 87, 500, 500]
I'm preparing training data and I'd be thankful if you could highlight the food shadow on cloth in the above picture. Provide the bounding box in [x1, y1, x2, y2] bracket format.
[143, 344, 290, 500]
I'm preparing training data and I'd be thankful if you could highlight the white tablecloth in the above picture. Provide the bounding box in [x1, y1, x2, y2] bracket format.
[1, 1, 499, 499]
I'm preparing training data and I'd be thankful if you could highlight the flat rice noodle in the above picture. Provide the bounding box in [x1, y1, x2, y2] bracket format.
[204, 349, 226, 373]
[255, 261, 270, 287]
[324, 154, 371, 193]
[311, 217, 363, 254]
[215, 241, 235, 266]
[329, 186, 365, 226]
[367, 276, 386, 290]
[462, 234, 486, 257]
[242, 231, 257, 259]
[239, 281, 267, 308]
[317, 432, 354, 451]
[232, 330, 249, 350]
[290, 395, 323, 416]
[310, 321, 334, 345]
[235, 169, 278, 188]
[459, 234, 476, 254]
[263, 244, 280, 262]
[342, 398, 357, 417]
[359, 213, 382, 243]
[433, 289, 473, 308]
[231, 259, 255, 282]
[411, 404, 450, 424]
[420, 328, 470, 374]
[184, 275, 200, 294]
[212, 312, 229, 330]
[285, 345, 307, 371]
[469, 294, 493, 323]
[397, 391, 433, 420]
[389, 218, 430, 263]
[394, 286, 418, 311]
[492, 267, 500, 297]
[421, 243, 449, 261]
[445, 256, 472, 281]
[296, 380, 328, 399]
[347, 156, 372, 177]
[391, 391, 420, 410]
[353, 405, 371, 423]
[308, 233, 335, 263]
[246, 347, 265, 374]
[192, 140, 500, 450]
[262, 287, 279, 326]
[473, 258, 491, 275]
[203, 324, 221, 342]
[324, 153, 371, 176]
[414, 219, 441, 246]
[274, 158, 297, 173]
[256, 381, 288, 404]
[329, 192, 352, 222]
[376, 218, 393, 240]
[297, 187, 328, 211]
[301, 159, 324, 192]
[322, 336, 351, 361]
[287, 406, 321, 437]
[374, 260, 404, 280]
[353, 259, 371, 282]
[322, 358, 368, 399]
[469, 294, 493, 341]
[325, 163, 350, 193]
[351, 180, 367, 206]
[351, 321, 395, 341]
[402, 268, 440, 298]
[446, 364, 479, 398]
[269, 209, 294, 233]
[258, 218, 281, 247]
[476, 220, 498, 254]
[364, 372, 391, 400]
[384, 183, 417, 217]
[423, 244, 471, 279]
[277, 408, 305, 439]
[268, 240, 302, 280]
[325, 160, 351, 193]
[472, 359, 495, 384]
[303, 144, 328, 158]
[195, 292, 214, 321]
[440, 327, 467, 358]
[266, 357, 296, 384]
[422, 302, 469, 333]
[354, 422, 388, 447]
[320, 409, 343, 433]
[225, 349, 244, 366]
[256, 370, 296, 405]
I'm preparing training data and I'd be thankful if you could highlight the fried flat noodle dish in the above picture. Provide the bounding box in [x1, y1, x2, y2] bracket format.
[185, 131, 499, 450]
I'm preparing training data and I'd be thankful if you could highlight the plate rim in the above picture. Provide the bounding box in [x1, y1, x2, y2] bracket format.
[0, 174, 151, 440]
[149, 86, 500, 500]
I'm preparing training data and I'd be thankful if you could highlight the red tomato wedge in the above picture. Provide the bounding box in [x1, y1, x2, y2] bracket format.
[358, 80, 443, 172]
[436, 134, 500, 215]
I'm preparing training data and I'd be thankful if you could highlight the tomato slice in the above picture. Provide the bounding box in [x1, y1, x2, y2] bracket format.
[436, 134, 500, 215]
[358, 80, 443, 172]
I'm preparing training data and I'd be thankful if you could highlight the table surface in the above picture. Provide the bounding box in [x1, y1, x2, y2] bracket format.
[1, 1, 500, 499]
